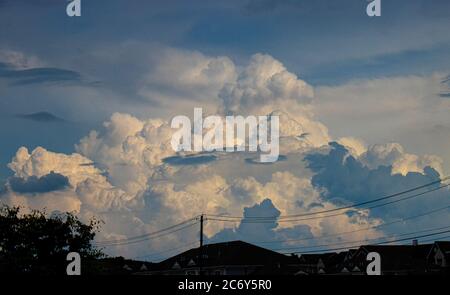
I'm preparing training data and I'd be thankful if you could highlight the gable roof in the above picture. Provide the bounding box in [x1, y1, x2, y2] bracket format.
[434, 241, 450, 253]
[428, 241, 450, 260]
[296, 252, 347, 273]
[156, 240, 295, 270]
[298, 253, 336, 265]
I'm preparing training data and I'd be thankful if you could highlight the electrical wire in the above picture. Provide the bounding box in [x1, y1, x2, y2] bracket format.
[205, 176, 449, 220]
[207, 203, 450, 245]
[95, 220, 200, 246]
[90, 179, 450, 254]
[207, 183, 450, 224]
[132, 240, 199, 261]
[269, 224, 450, 252]
[280, 228, 450, 254]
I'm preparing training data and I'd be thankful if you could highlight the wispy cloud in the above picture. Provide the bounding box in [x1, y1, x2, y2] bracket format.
[15, 111, 64, 123]
[0, 63, 82, 86]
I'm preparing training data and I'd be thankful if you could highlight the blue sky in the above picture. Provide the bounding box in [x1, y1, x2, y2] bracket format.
[0, 0, 449, 258]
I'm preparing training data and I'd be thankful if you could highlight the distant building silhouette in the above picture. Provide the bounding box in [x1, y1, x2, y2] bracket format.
[350, 244, 433, 275]
[427, 241, 450, 272]
[135, 240, 450, 275]
[144, 241, 295, 275]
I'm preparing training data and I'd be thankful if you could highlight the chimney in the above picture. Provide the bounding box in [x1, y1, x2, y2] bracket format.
[412, 239, 418, 246]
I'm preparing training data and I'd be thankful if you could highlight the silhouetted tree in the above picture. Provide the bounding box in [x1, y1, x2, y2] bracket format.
[0, 205, 103, 274]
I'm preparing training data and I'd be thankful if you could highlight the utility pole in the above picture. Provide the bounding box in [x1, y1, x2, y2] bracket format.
[199, 214, 204, 275]
[200, 214, 204, 248]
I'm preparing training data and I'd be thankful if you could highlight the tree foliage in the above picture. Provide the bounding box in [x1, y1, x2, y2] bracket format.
[0, 205, 103, 274]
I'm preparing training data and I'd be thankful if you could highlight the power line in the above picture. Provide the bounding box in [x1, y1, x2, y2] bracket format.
[208, 203, 450, 245]
[128, 215, 205, 261]
[207, 183, 450, 224]
[97, 221, 199, 247]
[205, 176, 449, 220]
[418, 234, 450, 244]
[268, 204, 450, 243]
[96, 220, 200, 247]
[90, 178, 450, 258]
[199, 214, 204, 274]
[281, 228, 450, 254]
[270, 224, 450, 252]
[94, 216, 199, 245]
[132, 241, 199, 261]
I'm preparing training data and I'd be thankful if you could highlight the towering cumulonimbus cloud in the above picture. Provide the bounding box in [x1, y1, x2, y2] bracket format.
[219, 53, 330, 149]
[219, 53, 314, 113]
[0, 50, 447, 259]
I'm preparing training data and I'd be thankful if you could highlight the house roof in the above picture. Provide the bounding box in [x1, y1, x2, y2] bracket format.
[323, 252, 348, 271]
[298, 253, 336, 264]
[156, 240, 295, 271]
[296, 252, 347, 273]
[429, 241, 450, 260]
[355, 244, 433, 271]
[81, 257, 156, 275]
[434, 241, 450, 253]
[360, 244, 432, 256]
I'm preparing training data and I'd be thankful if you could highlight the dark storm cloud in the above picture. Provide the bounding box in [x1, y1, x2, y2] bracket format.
[0, 63, 82, 86]
[9, 171, 70, 194]
[303, 142, 450, 228]
[162, 154, 217, 166]
[245, 155, 287, 165]
[305, 142, 442, 205]
[79, 162, 96, 167]
[300, 142, 450, 240]
[15, 111, 64, 123]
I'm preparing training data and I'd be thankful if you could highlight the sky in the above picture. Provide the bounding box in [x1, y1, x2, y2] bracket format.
[0, 0, 449, 260]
